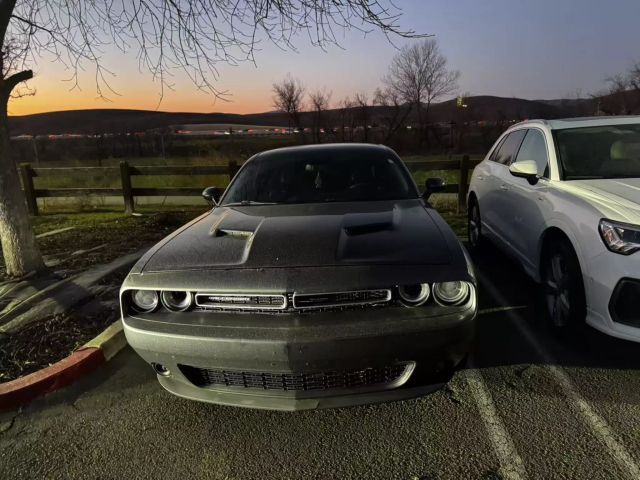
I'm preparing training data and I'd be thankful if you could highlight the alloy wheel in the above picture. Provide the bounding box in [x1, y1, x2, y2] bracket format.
[544, 253, 571, 328]
[468, 204, 481, 247]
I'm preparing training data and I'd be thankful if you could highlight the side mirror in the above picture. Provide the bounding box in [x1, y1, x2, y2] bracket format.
[424, 177, 446, 200]
[509, 160, 539, 182]
[202, 186, 223, 206]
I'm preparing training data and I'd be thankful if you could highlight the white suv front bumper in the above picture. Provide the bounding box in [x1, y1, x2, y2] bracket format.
[584, 249, 640, 342]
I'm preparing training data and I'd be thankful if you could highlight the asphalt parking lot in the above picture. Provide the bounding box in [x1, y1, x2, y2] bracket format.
[2, 242, 640, 480]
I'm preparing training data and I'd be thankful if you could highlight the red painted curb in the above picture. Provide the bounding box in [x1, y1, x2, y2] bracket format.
[0, 347, 105, 410]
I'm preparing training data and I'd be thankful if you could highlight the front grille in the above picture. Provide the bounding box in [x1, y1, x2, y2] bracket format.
[195, 293, 287, 310]
[178, 363, 411, 392]
[194, 289, 393, 313]
[293, 289, 391, 310]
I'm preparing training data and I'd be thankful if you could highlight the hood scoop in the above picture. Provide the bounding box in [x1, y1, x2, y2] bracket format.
[344, 222, 393, 236]
[213, 228, 254, 239]
[209, 210, 262, 239]
[342, 210, 396, 236]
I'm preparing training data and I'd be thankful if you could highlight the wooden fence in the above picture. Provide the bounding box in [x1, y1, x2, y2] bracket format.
[403, 155, 480, 208]
[19, 156, 479, 216]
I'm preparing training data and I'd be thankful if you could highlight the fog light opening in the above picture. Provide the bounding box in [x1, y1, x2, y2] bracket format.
[152, 362, 171, 377]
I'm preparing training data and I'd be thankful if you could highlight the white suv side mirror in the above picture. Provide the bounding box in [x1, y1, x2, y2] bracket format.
[509, 160, 538, 180]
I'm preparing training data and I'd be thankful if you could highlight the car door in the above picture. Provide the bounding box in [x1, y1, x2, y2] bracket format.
[471, 135, 505, 231]
[481, 129, 527, 247]
[501, 128, 552, 272]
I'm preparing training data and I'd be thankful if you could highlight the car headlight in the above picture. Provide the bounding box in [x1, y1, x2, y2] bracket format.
[130, 289, 159, 313]
[599, 219, 640, 255]
[398, 283, 431, 306]
[433, 281, 470, 306]
[161, 291, 194, 312]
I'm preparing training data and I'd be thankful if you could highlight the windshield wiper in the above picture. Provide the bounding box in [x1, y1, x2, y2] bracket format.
[222, 200, 278, 206]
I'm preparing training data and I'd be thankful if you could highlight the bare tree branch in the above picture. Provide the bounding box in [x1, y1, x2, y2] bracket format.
[272, 73, 305, 137]
[383, 38, 459, 139]
[309, 87, 331, 142]
[3, 67, 30, 93]
[353, 91, 370, 142]
[373, 85, 411, 142]
[3, 1, 427, 103]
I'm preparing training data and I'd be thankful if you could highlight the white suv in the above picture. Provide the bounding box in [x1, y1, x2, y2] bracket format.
[468, 116, 640, 342]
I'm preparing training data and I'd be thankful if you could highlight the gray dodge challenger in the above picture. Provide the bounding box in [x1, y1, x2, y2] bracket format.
[120, 143, 477, 410]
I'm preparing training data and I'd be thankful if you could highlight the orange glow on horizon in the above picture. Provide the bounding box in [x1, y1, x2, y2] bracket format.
[8, 96, 275, 116]
[7, 80, 275, 117]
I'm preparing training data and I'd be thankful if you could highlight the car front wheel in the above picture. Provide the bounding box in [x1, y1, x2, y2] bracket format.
[541, 238, 586, 330]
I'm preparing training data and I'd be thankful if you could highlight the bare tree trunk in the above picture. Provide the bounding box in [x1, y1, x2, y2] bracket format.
[0, 70, 46, 277]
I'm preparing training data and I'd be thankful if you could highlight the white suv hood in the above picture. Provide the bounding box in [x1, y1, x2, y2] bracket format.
[569, 178, 640, 223]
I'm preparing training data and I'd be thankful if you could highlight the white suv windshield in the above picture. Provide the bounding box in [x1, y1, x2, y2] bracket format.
[555, 124, 640, 180]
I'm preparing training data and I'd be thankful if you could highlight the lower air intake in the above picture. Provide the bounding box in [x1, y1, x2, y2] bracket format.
[178, 363, 411, 392]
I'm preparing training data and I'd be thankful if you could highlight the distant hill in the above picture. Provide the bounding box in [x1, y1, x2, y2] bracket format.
[8, 109, 290, 136]
[7, 95, 598, 136]
[428, 95, 565, 121]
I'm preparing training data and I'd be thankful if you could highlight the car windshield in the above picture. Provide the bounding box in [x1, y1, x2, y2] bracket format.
[221, 149, 418, 205]
[555, 124, 640, 180]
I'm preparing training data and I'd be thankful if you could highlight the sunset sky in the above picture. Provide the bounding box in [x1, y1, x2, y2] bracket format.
[9, 0, 640, 117]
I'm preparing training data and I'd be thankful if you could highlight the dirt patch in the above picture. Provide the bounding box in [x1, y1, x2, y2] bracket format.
[0, 208, 205, 281]
[0, 208, 206, 381]
[0, 306, 118, 382]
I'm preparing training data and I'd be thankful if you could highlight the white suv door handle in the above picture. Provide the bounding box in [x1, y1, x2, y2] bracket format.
[500, 184, 509, 191]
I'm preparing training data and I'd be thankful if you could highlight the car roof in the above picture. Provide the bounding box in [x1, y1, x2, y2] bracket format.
[255, 143, 394, 159]
[513, 116, 640, 131]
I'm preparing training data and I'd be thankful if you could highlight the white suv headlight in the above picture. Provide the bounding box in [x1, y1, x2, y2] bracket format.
[599, 219, 640, 255]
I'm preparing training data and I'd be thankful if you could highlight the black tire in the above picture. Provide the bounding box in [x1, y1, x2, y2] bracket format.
[540, 237, 586, 331]
[467, 199, 483, 251]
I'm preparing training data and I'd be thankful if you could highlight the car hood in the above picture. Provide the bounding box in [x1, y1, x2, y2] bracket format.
[139, 200, 453, 272]
[565, 178, 640, 223]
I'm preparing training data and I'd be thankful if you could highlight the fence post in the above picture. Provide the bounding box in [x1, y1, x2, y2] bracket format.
[458, 155, 470, 213]
[31, 136, 39, 166]
[120, 160, 134, 215]
[19, 163, 38, 216]
[228, 160, 239, 180]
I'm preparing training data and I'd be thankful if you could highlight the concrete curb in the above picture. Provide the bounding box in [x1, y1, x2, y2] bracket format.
[0, 320, 126, 411]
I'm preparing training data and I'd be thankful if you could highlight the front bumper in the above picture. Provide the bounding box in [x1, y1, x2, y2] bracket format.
[122, 302, 476, 410]
[584, 250, 640, 342]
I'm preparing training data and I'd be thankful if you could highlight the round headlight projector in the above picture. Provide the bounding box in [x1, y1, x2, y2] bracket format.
[433, 281, 470, 306]
[398, 283, 431, 306]
[397, 281, 471, 307]
[161, 291, 194, 312]
[131, 289, 159, 313]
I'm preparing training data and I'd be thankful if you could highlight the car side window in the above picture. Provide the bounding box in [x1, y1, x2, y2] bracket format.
[489, 137, 507, 162]
[493, 130, 527, 165]
[515, 129, 550, 177]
